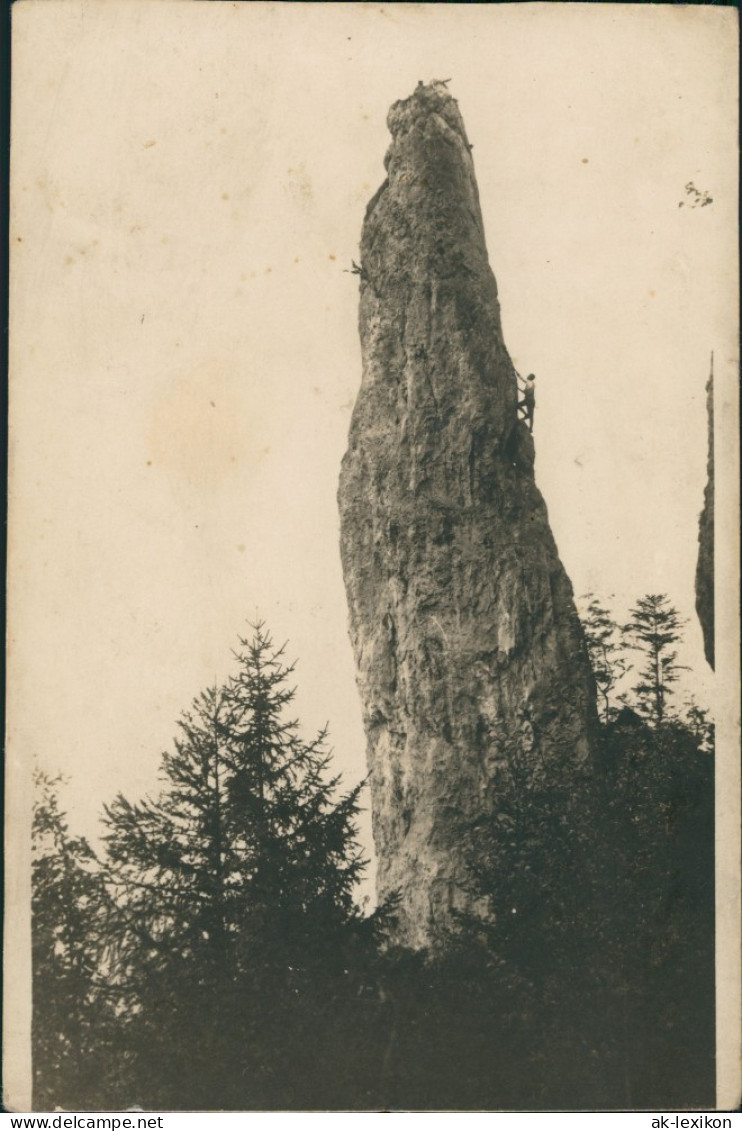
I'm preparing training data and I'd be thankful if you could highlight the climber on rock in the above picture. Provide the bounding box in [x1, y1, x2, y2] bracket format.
[520, 373, 536, 433]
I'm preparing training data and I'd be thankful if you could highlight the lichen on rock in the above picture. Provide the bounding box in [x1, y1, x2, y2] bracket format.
[338, 82, 598, 950]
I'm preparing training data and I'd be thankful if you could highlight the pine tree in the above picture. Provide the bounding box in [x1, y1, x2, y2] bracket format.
[683, 699, 715, 754]
[220, 626, 366, 962]
[580, 594, 630, 721]
[99, 623, 369, 1107]
[622, 595, 687, 724]
[103, 627, 366, 976]
[100, 685, 234, 987]
[32, 773, 115, 1109]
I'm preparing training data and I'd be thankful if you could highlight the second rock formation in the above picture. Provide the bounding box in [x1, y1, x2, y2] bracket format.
[695, 360, 714, 670]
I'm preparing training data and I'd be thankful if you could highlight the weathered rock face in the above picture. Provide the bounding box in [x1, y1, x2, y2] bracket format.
[338, 82, 598, 949]
[695, 366, 714, 669]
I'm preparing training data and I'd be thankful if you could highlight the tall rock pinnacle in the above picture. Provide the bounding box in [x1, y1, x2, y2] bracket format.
[338, 82, 598, 949]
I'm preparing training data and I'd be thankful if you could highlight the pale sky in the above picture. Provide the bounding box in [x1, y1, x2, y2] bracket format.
[8, 1, 738, 880]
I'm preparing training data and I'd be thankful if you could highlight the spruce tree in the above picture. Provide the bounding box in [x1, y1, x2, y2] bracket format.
[103, 627, 366, 971]
[32, 773, 115, 1109]
[99, 623, 368, 1107]
[622, 594, 687, 724]
[221, 627, 366, 955]
[580, 594, 630, 721]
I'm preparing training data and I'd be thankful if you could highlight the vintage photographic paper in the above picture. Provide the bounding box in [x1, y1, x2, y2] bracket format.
[5, 1, 740, 1112]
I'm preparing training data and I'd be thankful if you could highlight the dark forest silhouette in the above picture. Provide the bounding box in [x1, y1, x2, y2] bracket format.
[32, 600, 714, 1110]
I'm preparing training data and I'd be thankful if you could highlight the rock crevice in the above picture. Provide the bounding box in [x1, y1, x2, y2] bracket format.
[339, 82, 598, 949]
